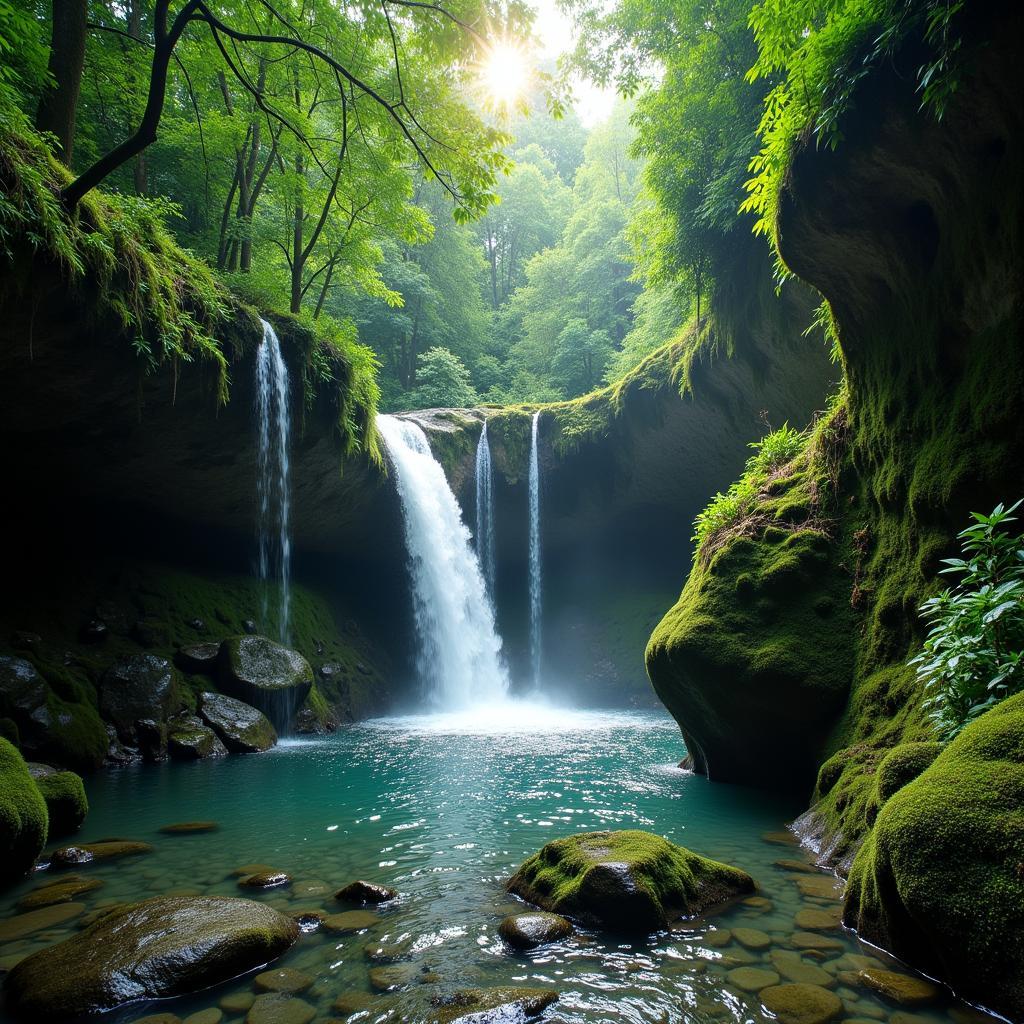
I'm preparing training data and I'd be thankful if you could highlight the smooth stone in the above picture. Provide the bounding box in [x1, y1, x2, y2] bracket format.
[50, 840, 152, 866]
[322, 910, 379, 934]
[220, 991, 256, 1013]
[184, 1010, 224, 1024]
[175, 642, 221, 674]
[428, 987, 558, 1022]
[770, 951, 836, 987]
[0, 903, 85, 941]
[132, 1014, 182, 1024]
[232, 863, 278, 877]
[4, 897, 299, 1019]
[760, 983, 843, 1024]
[762, 831, 798, 846]
[254, 967, 314, 994]
[743, 895, 773, 910]
[333, 992, 377, 1015]
[168, 721, 228, 761]
[239, 871, 291, 890]
[198, 692, 277, 754]
[334, 880, 397, 904]
[858, 968, 942, 1007]
[160, 821, 219, 834]
[776, 859, 820, 874]
[364, 939, 413, 962]
[791, 931, 845, 951]
[728, 966, 781, 992]
[732, 926, 772, 950]
[793, 874, 842, 899]
[291, 910, 325, 932]
[246, 994, 316, 1024]
[17, 877, 102, 909]
[369, 964, 416, 991]
[702, 927, 732, 947]
[498, 911, 572, 949]
[219, 637, 313, 723]
[78, 905, 125, 928]
[794, 907, 842, 930]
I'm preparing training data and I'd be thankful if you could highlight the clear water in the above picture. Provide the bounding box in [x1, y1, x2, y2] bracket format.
[0, 708, 994, 1024]
[255, 318, 292, 644]
[475, 420, 496, 600]
[377, 415, 509, 707]
[528, 412, 542, 689]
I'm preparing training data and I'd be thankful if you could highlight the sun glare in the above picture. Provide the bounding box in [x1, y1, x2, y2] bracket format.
[480, 40, 530, 108]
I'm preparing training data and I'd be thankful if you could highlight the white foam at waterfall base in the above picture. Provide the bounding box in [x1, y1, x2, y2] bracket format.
[378, 414, 510, 709]
[255, 318, 292, 644]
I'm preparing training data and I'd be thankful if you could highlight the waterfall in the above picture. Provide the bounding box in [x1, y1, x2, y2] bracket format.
[255, 319, 292, 645]
[378, 415, 510, 708]
[475, 419, 496, 598]
[528, 411, 542, 688]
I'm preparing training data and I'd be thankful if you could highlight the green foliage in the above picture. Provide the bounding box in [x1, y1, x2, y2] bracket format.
[909, 501, 1024, 740]
[406, 347, 479, 410]
[0, 737, 47, 878]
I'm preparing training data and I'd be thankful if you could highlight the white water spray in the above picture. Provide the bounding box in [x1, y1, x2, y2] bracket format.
[475, 419, 496, 598]
[528, 411, 542, 688]
[255, 319, 292, 644]
[378, 415, 509, 708]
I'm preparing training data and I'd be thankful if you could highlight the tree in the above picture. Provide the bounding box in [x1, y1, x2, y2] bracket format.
[407, 346, 478, 408]
[35, 0, 87, 161]
[551, 319, 613, 394]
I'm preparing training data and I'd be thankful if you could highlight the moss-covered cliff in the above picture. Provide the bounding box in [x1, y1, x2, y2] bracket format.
[644, 4, 1024, 1014]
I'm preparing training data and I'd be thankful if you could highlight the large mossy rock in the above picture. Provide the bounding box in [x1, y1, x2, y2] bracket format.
[198, 691, 277, 753]
[428, 987, 558, 1023]
[3, 896, 299, 1019]
[507, 829, 754, 931]
[218, 636, 313, 728]
[28, 763, 88, 837]
[0, 737, 47, 880]
[100, 654, 180, 743]
[844, 694, 1024, 1019]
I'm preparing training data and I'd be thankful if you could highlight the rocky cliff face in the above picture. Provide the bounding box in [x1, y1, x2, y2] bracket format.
[643, 4, 1024, 1016]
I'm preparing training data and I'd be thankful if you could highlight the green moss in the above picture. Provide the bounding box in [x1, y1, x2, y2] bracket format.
[34, 769, 88, 838]
[844, 694, 1024, 1019]
[0, 737, 47, 880]
[0, 717, 18, 745]
[863, 741, 944, 825]
[507, 829, 754, 931]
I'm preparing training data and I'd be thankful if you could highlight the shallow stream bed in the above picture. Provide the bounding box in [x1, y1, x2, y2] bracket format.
[0, 708, 998, 1024]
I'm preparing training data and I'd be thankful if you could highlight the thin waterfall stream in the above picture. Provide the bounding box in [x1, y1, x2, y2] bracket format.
[528, 410, 542, 688]
[255, 318, 292, 644]
[475, 418, 496, 599]
[378, 414, 509, 708]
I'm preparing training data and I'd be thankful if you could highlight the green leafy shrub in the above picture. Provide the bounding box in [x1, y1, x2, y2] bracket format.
[910, 501, 1024, 739]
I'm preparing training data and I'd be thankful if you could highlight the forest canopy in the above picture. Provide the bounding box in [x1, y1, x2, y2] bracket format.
[1, 0, 968, 410]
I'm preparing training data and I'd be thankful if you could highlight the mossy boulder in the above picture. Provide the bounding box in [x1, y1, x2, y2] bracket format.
[28, 763, 88, 837]
[198, 691, 277, 753]
[844, 694, 1024, 1019]
[864, 741, 943, 825]
[167, 715, 228, 760]
[428, 987, 558, 1023]
[99, 654, 181, 744]
[0, 737, 47, 881]
[3, 896, 299, 1019]
[218, 636, 313, 729]
[507, 829, 754, 931]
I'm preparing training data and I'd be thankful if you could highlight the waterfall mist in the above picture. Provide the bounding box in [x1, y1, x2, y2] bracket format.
[378, 415, 509, 708]
[255, 319, 292, 644]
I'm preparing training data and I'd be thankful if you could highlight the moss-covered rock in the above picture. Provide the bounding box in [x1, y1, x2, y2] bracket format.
[198, 691, 277, 753]
[99, 654, 181, 744]
[218, 636, 313, 729]
[30, 765, 88, 837]
[3, 896, 299, 1019]
[0, 737, 47, 881]
[863, 741, 943, 825]
[427, 987, 558, 1023]
[507, 829, 754, 931]
[843, 694, 1024, 1019]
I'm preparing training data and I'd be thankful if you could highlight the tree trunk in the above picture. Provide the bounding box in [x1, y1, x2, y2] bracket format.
[290, 152, 305, 314]
[36, 0, 89, 163]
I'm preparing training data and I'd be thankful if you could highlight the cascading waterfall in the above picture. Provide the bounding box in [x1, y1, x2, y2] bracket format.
[528, 411, 542, 688]
[475, 419, 496, 598]
[378, 414, 510, 708]
[255, 318, 292, 645]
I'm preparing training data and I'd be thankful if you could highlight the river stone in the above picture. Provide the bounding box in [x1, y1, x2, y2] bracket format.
[794, 907, 841, 930]
[776, 859, 821, 874]
[218, 636, 313, 726]
[160, 821, 219, 834]
[50, 839, 153, 866]
[369, 964, 416, 991]
[323, 910, 380, 934]
[184, 1010, 224, 1024]
[498, 911, 572, 949]
[168, 720, 228, 760]
[246, 994, 316, 1024]
[254, 967, 314, 993]
[791, 931, 844, 952]
[794, 874, 843, 899]
[100, 655, 179, 743]
[4, 896, 299, 1019]
[335, 880, 397, 904]
[858, 968, 941, 1006]
[728, 967, 781, 992]
[199, 692, 277, 753]
[239, 870, 291, 889]
[702, 927, 732, 947]
[17, 876, 102, 909]
[333, 992, 376, 1015]
[733, 926, 772, 950]
[292, 910, 326, 932]
[760, 983, 843, 1024]
[507, 829, 754, 931]
[176, 643, 221, 674]
[0, 656, 47, 718]
[770, 951, 836, 987]
[428, 987, 558, 1023]
[0, 902, 85, 941]
[220, 991, 256, 1013]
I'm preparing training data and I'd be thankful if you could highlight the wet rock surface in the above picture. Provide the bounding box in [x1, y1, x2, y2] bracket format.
[99, 655, 179, 743]
[335, 880, 397, 904]
[497, 911, 572, 949]
[219, 636, 313, 726]
[198, 691, 277, 753]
